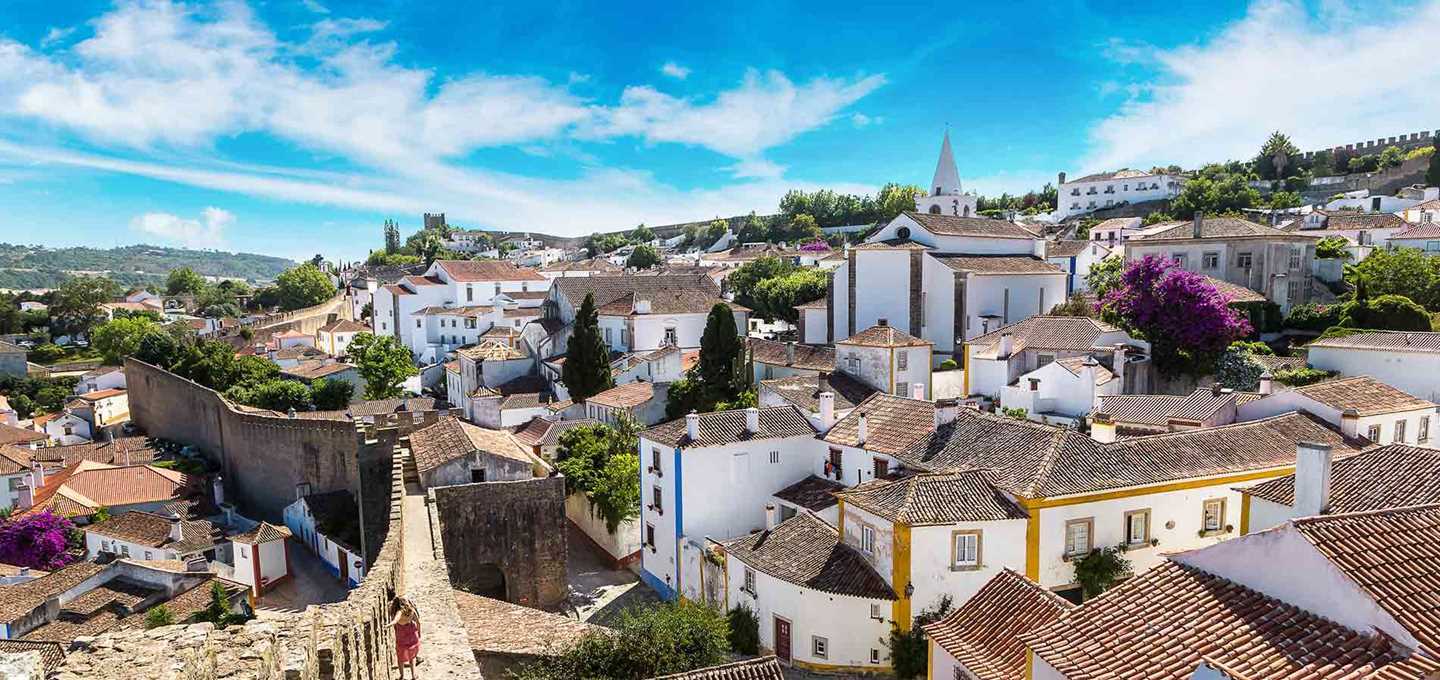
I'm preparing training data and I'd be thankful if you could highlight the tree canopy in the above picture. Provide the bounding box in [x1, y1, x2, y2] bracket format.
[274, 264, 336, 311]
[562, 293, 615, 402]
[1168, 164, 1262, 217]
[50, 275, 120, 338]
[555, 416, 641, 533]
[347, 333, 416, 400]
[511, 600, 729, 680]
[626, 244, 661, 270]
[91, 315, 160, 365]
[1100, 256, 1252, 376]
[1347, 246, 1440, 311]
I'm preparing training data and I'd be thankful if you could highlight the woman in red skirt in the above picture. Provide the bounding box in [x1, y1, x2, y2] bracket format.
[391, 597, 421, 678]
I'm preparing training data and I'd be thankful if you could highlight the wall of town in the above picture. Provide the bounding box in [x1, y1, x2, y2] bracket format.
[431, 475, 568, 609]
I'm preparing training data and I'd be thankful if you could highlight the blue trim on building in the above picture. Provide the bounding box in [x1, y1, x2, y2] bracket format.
[1067, 255, 1077, 296]
[641, 567, 676, 601]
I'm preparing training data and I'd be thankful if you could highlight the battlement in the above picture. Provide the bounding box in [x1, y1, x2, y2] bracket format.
[1301, 129, 1438, 159]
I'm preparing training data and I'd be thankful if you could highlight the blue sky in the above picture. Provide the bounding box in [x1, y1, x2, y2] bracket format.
[0, 0, 1435, 262]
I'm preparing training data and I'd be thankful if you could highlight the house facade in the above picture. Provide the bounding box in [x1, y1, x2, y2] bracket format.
[1124, 215, 1319, 313]
[1056, 169, 1184, 221]
[1305, 330, 1440, 401]
[370, 259, 550, 362]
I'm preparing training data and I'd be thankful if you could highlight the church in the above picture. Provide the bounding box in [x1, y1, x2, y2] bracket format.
[799, 133, 1067, 367]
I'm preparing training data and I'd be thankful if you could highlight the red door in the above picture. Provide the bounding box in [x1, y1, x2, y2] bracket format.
[774, 617, 792, 663]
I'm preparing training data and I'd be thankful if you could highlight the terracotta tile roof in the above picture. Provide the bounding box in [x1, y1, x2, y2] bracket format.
[588, 381, 656, 409]
[539, 257, 623, 273]
[1292, 504, 1440, 651]
[1052, 356, 1114, 385]
[1095, 394, 1188, 427]
[759, 371, 878, 413]
[435, 260, 547, 282]
[838, 323, 930, 348]
[552, 274, 723, 314]
[127, 575, 248, 628]
[0, 422, 46, 445]
[923, 570, 1072, 680]
[21, 461, 195, 517]
[1393, 223, 1440, 239]
[837, 470, 1028, 525]
[772, 475, 846, 512]
[453, 589, 601, 657]
[510, 417, 598, 447]
[343, 397, 442, 417]
[0, 639, 66, 673]
[456, 340, 526, 361]
[85, 511, 178, 548]
[934, 255, 1064, 275]
[1201, 275, 1267, 303]
[969, 315, 1123, 354]
[1305, 211, 1409, 231]
[596, 290, 745, 316]
[720, 513, 895, 600]
[823, 393, 935, 454]
[33, 437, 161, 468]
[1308, 330, 1440, 353]
[1044, 240, 1096, 258]
[1133, 216, 1308, 241]
[1292, 375, 1436, 415]
[643, 406, 816, 448]
[409, 417, 533, 474]
[901, 409, 1365, 499]
[646, 656, 785, 680]
[0, 445, 30, 474]
[1021, 561, 1439, 680]
[478, 325, 521, 338]
[1243, 444, 1440, 513]
[282, 361, 355, 380]
[795, 298, 828, 309]
[231, 521, 292, 545]
[902, 212, 1041, 239]
[272, 345, 329, 360]
[0, 562, 107, 623]
[317, 319, 370, 334]
[1067, 168, 1161, 183]
[746, 338, 835, 370]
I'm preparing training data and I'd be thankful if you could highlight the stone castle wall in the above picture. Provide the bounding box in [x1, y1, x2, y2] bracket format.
[431, 476, 568, 610]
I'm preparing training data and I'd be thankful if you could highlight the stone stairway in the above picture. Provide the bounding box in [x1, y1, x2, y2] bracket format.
[401, 447, 420, 487]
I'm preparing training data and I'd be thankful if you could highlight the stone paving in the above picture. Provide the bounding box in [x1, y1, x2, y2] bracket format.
[400, 479, 486, 679]
[253, 542, 350, 619]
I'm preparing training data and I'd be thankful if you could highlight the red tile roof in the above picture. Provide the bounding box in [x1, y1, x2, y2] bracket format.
[646, 656, 785, 680]
[823, 393, 935, 454]
[643, 406, 816, 448]
[1243, 444, 1440, 513]
[924, 570, 1072, 680]
[836, 470, 1027, 525]
[838, 323, 930, 348]
[435, 260, 546, 282]
[588, 381, 657, 409]
[720, 513, 895, 601]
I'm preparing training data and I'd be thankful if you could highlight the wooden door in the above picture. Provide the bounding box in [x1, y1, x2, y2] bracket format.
[774, 617, 792, 663]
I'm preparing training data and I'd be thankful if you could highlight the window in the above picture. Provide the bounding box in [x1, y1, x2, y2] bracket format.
[870, 648, 881, 664]
[1368, 424, 1382, 441]
[664, 327, 678, 346]
[604, 327, 612, 344]
[121, 545, 130, 557]
[860, 525, 876, 555]
[742, 566, 756, 595]
[1420, 416, 1430, 443]
[1287, 280, 1300, 301]
[1394, 419, 1407, 443]
[144, 550, 153, 560]
[1170, 253, 1188, 268]
[651, 485, 663, 514]
[1002, 288, 1010, 324]
[811, 636, 828, 659]
[874, 459, 889, 478]
[869, 603, 882, 620]
[1124, 509, 1151, 546]
[1064, 518, 1093, 557]
[769, 450, 780, 464]
[896, 382, 909, 397]
[645, 523, 655, 549]
[651, 447, 663, 475]
[1202, 499, 1226, 533]
[466, 285, 473, 302]
[897, 350, 908, 370]
[1037, 353, 1055, 368]
[846, 355, 859, 372]
[1423, 212, 1434, 224]
[1202, 252, 1219, 269]
[470, 468, 486, 483]
[951, 530, 981, 569]
[1236, 252, 1253, 268]
[1288, 248, 1302, 270]
[416, 319, 422, 328]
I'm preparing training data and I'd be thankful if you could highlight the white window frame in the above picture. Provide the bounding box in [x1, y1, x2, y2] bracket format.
[951, 530, 981, 570]
[897, 350, 908, 370]
[1202, 498, 1226, 534]
[1395, 419, 1407, 443]
[1420, 416, 1430, 443]
[742, 566, 756, 596]
[811, 636, 828, 659]
[860, 525, 876, 555]
[1064, 517, 1092, 557]
[1124, 509, 1151, 546]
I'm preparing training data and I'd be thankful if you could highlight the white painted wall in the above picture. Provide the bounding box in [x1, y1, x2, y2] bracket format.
[963, 275, 1066, 341]
[1237, 389, 1436, 445]
[86, 532, 176, 562]
[909, 519, 1028, 615]
[1306, 345, 1440, 402]
[566, 493, 641, 564]
[726, 559, 891, 670]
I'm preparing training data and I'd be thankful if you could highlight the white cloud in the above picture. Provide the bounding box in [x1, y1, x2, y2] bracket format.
[1082, 0, 1440, 173]
[300, 0, 329, 14]
[660, 61, 690, 79]
[727, 158, 786, 179]
[850, 113, 883, 128]
[40, 27, 74, 47]
[129, 206, 234, 248]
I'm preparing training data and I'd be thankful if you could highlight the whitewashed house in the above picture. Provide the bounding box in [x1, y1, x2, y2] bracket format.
[1387, 222, 1440, 254]
[408, 416, 545, 488]
[1044, 240, 1111, 295]
[963, 315, 1149, 401]
[1055, 169, 1184, 221]
[283, 490, 366, 588]
[1086, 217, 1144, 249]
[999, 355, 1121, 425]
[1283, 209, 1408, 251]
[1240, 443, 1440, 533]
[834, 323, 934, 400]
[1237, 374, 1436, 446]
[74, 366, 126, 395]
[546, 274, 746, 356]
[316, 320, 371, 357]
[83, 511, 220, 563]
[638, 406, 821, 602]
[924, 569, 1072, 680]
[1397, 196, 1440, 224]
[32, 411, 92, 445]
[1305, 330, 1440, 401]
[370, 259, 551, 362]
[227, 522, 292, 597]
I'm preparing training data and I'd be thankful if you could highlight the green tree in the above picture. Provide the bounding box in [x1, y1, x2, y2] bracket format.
[1215, 345, 1267, 391]
[347, 333, 416, 400]
[195, 581, 248, 629]
[561, 294, 614, 402]
[1378, 145, 1406, 170]
[698, 303, 745, 405]
[1338, 294, 1432, 331]
[310, 378, 354, 410]
[1085, 256, 1126, 298]
[1348, 247, 1440, 310]
[1073, 545, 1132, 598]
[1266, 191, 1302, 209]
[133, 326, 188, 368]
[383, 218, 402, 254]
[702, 219, 729, 248]
[555, 416, 641, 532]
[511, 600, 729, 680]
[875, 183, 924, 223]
[91, 316, 159, 365]
[1315, 236, 1351, 260]
[171, 339, 240, 391]
[625, 244, 661, 270]
[237, 379, 313, 412]
[886, 596, 953, 680]
[274, 264, 336, 311]
[144, 605, 175, 630]
[165, 267, 208, 296]
[783, 213, 823, 243]
[751, 268, 828, 322]
[727, 256, 796, 312]
[29, 343, 65, 363]
[1429, 138, 1440, 186]
[1169, 165, 1261, 217]
[629, 224, 656, 244]
[726, 603, 760, 655]
[50, 275, 119, 338]
[1254, 131, 1301, 180]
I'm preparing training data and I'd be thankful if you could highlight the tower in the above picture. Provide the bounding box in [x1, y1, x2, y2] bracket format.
[915, 131, 978, 217]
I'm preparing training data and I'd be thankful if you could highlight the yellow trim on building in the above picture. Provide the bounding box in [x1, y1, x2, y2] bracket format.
[961, 343, 970, 395]
[1024, 502, 1041, 581]
[790, 658, 888, 675]
[892, 521, 912, 630]
[837, 499, 846, 537]
[1240, 493, 1252, 535]
[927, 639, 935, 680]
[1024, 466, 1294, 510]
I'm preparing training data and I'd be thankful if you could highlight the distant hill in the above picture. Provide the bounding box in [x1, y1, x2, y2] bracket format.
[0, 243, 295, 290]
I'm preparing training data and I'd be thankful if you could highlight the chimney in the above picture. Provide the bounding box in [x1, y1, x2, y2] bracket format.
[786, 342, 796, 365]
[1258, 372, 1273, 396]
[29, 460, 45, 491]
[997, 333, 1014, 358]
[744, 407, 760, 434]
[1339, 408, 1360, 438]
[169, 516, 184, 542]
[818, 391, 836, 430]
[764, 503, 778, 530]
[1211, 382, 1222, 397]
[818, 371, 831, 394]
[1293, 441, 1333, 517]
[633, 298, 652, 314]
[16, 481, 33, 510]
[877, 318, 889, 327]
[857, 412, 869, 446]
[1192, 211, 1204, 239]
[1058, 171, 1067, 186]
[1091, 411, 1118, 444]
[1111, 344, 1127, 390]
[212, 476, 225, 507]
[686, 410, 700, 441]
[934, 399, 959, 426]
[911, 382, 926, 400]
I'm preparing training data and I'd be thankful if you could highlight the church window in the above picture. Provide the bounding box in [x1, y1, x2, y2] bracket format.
[896, 226, 911, 239]
[928, 205, 941, 215]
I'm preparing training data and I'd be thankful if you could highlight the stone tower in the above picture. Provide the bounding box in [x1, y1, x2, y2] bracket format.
[915, 131, 978, 218]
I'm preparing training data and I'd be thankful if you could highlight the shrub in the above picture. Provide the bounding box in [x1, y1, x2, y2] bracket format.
[726, 603, 760, 655]
[1215, 346, 1266, 392]
[1337, 294, 1432, 332]
[1315, 236, 1351, 260]
[1284, 303, 1343, 332]
[0, 510, 80, 570]
[886, 596, 952, 679]
[1274, 366, 1336, 387]
[512, 600, 729, 679]
[1072, 545, 1132, 599]
[937, 358, 959, 371]
[144, 606, 175, 629]
[29, 343, 65, 363]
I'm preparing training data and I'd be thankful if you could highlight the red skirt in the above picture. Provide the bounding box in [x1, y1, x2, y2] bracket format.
[395, 622, 420, 664]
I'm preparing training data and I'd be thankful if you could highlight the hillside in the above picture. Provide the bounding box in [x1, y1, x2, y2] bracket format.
[0, 243, 295, 290]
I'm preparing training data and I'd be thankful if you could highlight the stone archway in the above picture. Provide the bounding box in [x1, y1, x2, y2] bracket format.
[472, 563, 507, 600]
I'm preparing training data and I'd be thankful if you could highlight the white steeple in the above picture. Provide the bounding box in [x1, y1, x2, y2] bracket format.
[930, 131, 962, 197]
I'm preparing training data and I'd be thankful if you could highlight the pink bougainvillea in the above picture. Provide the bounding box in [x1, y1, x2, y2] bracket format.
[1100, 256, 1252, 376]
[798, 240, 832, 253]
[0, 510, 80, 570]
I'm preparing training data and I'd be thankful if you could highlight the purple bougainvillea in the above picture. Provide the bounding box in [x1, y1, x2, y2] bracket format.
[1100, 256, 1252, 376]
[798, 240, 832, 253]
[0, 510, 80, 570]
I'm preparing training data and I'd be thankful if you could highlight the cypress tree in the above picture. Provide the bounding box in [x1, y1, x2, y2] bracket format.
[563, 293, 615, 402]
[698, 303, 744, 404]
